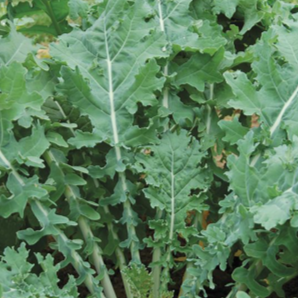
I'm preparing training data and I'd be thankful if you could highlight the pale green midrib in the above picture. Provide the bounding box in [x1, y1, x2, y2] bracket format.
[152, 1, 168, 296]
[56, 29, 159, 98]
[103, 14, 141, 263]
[157, 0, 169, 109]
[269, 84, 298, 135]
[157, 0, 165, 32]
[206, 84, 214, 135]
[244, 163, 252, 206]
[104, 17, 120, 148]
[0, 150, 101, 297]
[169, 148, 175, 246]
[55, 13, 164, 114]
[162, 66, 169, 108]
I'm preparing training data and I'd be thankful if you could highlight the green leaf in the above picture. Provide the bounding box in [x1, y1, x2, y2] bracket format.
[137, 129, 211, 245]
[290, 213, 298, 227]
[0, 62, 45, 129]
[68, 0, 88, 20]
[57, 59, 164, 146]
[273, 20, 298, 70]
[225, 28, 298, 139]
[69, 199, 100, 221]
[213, 0, 239, 18]
[122, 264, 152, 298]
[226, 131, 259, 206]
[232, 267, 270, 297]
[6, 0, 72, 36]
[65, 173, 87, 186]
[19, 25, 58, 36]
[224, 71, 261, 116]
[68, 130, 103, 149]
[244, 239, 297, 278]
[193, 20, 227, 54]
[0, 243, 79, 298]
[0, 174, 47, 218]
[51, 0, 169, 260]
[174, 49, 223, 92]
[213, 0, 265, 34]
[26, 68, 56, 100]
[251, 192, 297, 230]
[1, 242, 32, 274]
[0, 27, 35, 65]
[151, 0, 205, 52]
[18, 201, 74, 245]
[218, 117, 249, 145]
[46, 131, 68, 148]
[19, 125, 50, 162]
[51, 0, 167, 145]
[168, 92, 194, 126]
[236, 292, 251, 298]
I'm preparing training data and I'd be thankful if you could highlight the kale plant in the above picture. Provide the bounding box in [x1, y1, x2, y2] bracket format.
[0, 0, 298, 297]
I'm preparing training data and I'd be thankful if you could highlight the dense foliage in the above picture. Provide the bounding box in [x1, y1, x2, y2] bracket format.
[1, 0, 298, 297]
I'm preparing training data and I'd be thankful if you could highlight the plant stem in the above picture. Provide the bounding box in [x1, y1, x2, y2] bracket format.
[151, 208, 163, 297]
[151, 1, 171, 294]
[42, 0, 62, 35]
[103, 205, 133, 298]
[0, 150, 103, 297]
[206, 84, 214, 135]
[54, 100, 133, 297]
[151, 63, 170, 297]
[43, 150, 117, 298]
[34, 200, 104, 297]
[103, 15, 141, 264]
[152, 0, 173, 291]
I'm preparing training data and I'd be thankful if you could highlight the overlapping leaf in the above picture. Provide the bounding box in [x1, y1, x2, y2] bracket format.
[150, 0, 202, 52]
[0, 243, 79, 298]
[3, 0, 71, 36]
[52, 0, 166, 148]
[212, 0, 266, 34]
[225, 27, 298, 140]
[226, 132, 259, 207]
[0, 27, 35, 65]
